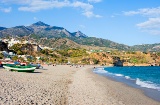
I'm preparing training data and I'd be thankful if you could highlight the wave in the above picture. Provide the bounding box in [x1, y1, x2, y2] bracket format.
[93, 67, 160, 92]
[93, 67, 108, 74]
[115, 74, 123, 77]
[125, 76, 130, 79]
[136, 78, 160, 91]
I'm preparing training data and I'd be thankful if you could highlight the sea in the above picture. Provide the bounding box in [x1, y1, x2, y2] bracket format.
[93, 66, 160, 102]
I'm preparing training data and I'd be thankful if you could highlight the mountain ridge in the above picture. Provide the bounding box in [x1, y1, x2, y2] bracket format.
[0, 21, 160, 52]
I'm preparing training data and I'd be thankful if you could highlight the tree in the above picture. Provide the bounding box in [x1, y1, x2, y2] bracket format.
[17, 50, 23, 55]
[27, 57, 32, 62]
[0, 53, 4, 59]
[93, 58, 99, 64]
[9, 43, 22, 51]
[12, 56, 18, 61]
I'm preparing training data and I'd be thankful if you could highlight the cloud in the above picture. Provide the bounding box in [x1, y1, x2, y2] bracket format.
[18, 0, 70, 12]
[124, 7, 160, 35]
[0, 7, 12, 13]
[136, 18, 160, 35]
[88, 0, 102, 3]
[0, 0, 102, 18]
[33, 17, 38, 21]
[1, 0, 31, 5]
[82, 11, 102, 18]
[124, 7, 160, 17]
[137, 18, 160, 29]
[72, 1, 102, 18]
[72, 1, 93, 12]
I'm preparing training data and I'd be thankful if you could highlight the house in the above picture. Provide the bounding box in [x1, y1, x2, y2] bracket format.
[32, 44, 42, 52]
[8, 38, 20, 47]
[21, 44, 42, 52]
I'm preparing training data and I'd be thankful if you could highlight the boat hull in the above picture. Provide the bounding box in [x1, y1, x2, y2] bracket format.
[3, 65, 36, 72]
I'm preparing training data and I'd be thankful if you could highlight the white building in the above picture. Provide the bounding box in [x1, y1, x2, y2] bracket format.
[8, 38, 20, 47]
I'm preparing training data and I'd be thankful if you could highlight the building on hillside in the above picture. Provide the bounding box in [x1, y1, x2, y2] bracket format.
[32, 44, 42, 52]
[3, 39, 9, 43]
[22, 40, 29, 44]
[21, 44, 42, 52]
[8, 38, 20, 47]
[39, 45, 52, 50]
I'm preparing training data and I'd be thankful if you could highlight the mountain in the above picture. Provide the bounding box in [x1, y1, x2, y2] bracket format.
[0, 27, 7, 31]
[34, 37, 114, 50]
[0, 25, 32, 37]
[131, 43, 160, 52]
[68, 37, 130, 50]
[0, 21, 87, 38]
[32, 21, 50, 27]
[71, 31, 88, 38]
[0, 21, 160, 51]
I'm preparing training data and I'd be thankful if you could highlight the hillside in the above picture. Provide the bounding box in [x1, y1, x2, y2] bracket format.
[0, 21, 160, 52]
[0, 27, 7, 31]
[28, 37, 114, 51]
[131, 43, 160, 52]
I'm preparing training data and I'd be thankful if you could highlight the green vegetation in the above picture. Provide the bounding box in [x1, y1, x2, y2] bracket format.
[9, 43, 22, 52]
[10, 46, 160, 65]
[12, 55, 18, 61]
[92, 58, 100, 64]
[2, 37, 160, 65]
[0, 53, 4, 59]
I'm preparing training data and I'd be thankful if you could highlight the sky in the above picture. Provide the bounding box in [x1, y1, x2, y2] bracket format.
[0, 0, 160, 46]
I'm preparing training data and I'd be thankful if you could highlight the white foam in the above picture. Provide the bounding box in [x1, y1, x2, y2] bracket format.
[125, 76, 130, 79]
[93, 68, 108, 74]
[115, 74, 123, 77]
[136, 78, 160, 91]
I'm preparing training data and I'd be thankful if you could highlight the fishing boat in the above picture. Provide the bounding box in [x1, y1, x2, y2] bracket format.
[29, 63, 42, 69]
[3, 64, 36, 72]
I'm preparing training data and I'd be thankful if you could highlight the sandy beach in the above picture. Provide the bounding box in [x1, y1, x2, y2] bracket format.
[0, 65, 159, 105]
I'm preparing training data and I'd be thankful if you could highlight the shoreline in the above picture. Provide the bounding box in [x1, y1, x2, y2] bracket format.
[93, 66, 160, 102]
[0, 65, 159, 105]
[89, 66, 160, 105]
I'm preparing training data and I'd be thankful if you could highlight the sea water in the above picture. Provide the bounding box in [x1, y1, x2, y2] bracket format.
[93, 66, 160, 102]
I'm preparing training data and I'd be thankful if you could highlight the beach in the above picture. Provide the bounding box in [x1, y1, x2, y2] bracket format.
[0, 65, 159, 105]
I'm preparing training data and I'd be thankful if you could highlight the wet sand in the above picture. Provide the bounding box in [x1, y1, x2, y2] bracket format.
[0, 65, 159, 105]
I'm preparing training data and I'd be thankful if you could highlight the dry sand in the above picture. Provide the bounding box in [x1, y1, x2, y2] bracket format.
[0, 65, 159, 105]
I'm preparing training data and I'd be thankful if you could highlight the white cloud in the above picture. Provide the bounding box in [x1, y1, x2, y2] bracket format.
[0, 7, 12, 13]
[83, 11, 102, 18]
[88, 0, 102, 3]
[72, 1, 93, 12]
[72, 1, 102, 18]
[137, 18, 160, 29]
[124, 7, 160, 17]
[124, 7, 160, 35]
[137, 18, 160, 35]
[0, 0, 102, 18]
[1, 0, 31, 4]
[18, 0, 70, 12]
[33, 17, 38, 21]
